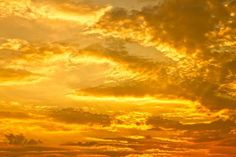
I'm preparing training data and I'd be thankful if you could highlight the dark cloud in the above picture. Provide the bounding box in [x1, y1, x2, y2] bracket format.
[97, 0, 235, 59]
[147, 116, 236, 131]
[147, 116, 236, 144]
[50, 108, 111, 126]
[146, 0, 235, 57]
[4, 134, 42, 146]
[61, 135, 212, 156]
[179, 78, 236, 110]
[63, 141, 98, 147]
[79, 76, 236, 110]
[90, 0, 236, 111]
[79, 80, 161, 97]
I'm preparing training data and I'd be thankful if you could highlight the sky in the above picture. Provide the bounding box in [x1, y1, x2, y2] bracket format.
[0, 0, 236, 156]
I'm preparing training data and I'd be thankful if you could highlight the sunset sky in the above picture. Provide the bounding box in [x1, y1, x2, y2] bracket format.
[0, 0, 236, 156]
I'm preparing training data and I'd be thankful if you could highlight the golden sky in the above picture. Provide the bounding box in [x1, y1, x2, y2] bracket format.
[0, 0, 236, 156]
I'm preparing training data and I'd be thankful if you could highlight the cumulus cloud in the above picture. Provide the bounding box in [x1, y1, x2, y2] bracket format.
[94, 0, 236, 59]
[87, 0, 236, 111]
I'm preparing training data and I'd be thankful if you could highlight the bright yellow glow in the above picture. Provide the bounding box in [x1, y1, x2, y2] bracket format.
[0, 0, 112, 26]
[66, 93, 193, 105]
[0, 0, 235, 156]
[35, 5, 112, 26]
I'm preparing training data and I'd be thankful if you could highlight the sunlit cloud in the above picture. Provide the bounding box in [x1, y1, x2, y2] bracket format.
[66, 93, 192, 105]
[0, 0, 112, 26]
[0, 0, 235, 156]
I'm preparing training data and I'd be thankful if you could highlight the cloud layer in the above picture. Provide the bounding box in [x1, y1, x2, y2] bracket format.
[0, 0, 235, 156]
